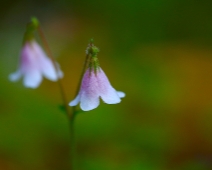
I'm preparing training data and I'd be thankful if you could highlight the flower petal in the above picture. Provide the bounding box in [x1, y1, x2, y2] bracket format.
[31, 41, 63, 81]
[100, 87, 121, 104]
[79, 69, 101, 111]
[97, 69, 121, 104]
[69, 94, 80, 106]
[9, 70, 22, 82]
[23, 69, 42, 88]
[55, 63, 64, 78]
[117, 91, 125, 98]
[80, 91, 100, 111]
[41, 57, 58, 81]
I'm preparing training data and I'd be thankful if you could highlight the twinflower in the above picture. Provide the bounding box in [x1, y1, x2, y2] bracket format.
[69, 41, 125, 111]
[9, 40, 63, 88]
[9, 18, 63, 88]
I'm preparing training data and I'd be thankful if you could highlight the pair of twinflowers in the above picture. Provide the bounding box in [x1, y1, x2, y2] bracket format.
[9, 18, 125, 111]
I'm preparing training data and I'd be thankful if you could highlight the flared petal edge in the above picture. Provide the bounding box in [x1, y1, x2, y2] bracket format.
[117, 91, 125, 98]
[69, 94, 80, 106]
[23, 69, 42, 88]
[9, 70, 22, 82]
[100, 86, 121, 104]
[80, 92, 100, 111]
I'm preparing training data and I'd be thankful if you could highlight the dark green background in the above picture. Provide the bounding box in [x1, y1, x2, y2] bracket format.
[1, 0, 212, 169]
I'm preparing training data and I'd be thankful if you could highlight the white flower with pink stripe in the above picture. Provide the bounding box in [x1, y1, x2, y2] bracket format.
[9, 40, 63, 88]
[69, 68, 125, 111]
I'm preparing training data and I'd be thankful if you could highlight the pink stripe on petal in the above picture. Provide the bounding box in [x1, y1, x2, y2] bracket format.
[20, 42, 42, 78]
[21, 43, 38, 70]
[79, 69, 101, 111]
[21, 42, 42, 88]
[80, 69, 100, 97]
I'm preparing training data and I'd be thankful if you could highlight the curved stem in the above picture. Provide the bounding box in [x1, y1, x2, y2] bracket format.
[37, 26, 72, 119]
[37, 26, 93, 169]
[37, 26, 74, 169]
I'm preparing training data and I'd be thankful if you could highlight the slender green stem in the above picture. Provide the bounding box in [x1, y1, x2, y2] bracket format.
[38, 26, 93, 169]
[68, 46, 90, 169]
[37, 26, 75, 169]
[37, 26, 72, 119]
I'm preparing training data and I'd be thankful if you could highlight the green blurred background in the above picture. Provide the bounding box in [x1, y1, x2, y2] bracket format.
[1, 0, 212, 169]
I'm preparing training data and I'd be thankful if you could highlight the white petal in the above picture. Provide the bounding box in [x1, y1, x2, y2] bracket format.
[117, 91, 125, 98]
[9, 70, 22, 82]
[80, 91, 100, 111]
[100, 87, 121, 104]
[41, 58, 58, 81]
[97, 68, 121, 104]
[23, 69, 42, 88]
[41, 60, 63, 81]
[69, 94, 80, 106]
[78, 69, 101, 111]
[31, 41, 62, 81]
[55, 63, 64, 78]
[57, 69, 64, 78]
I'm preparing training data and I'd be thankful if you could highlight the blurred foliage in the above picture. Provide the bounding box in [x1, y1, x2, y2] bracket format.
[1, 0, 212, 169]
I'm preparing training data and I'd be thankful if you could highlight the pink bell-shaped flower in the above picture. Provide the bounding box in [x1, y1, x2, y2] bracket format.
[69, 68, 125, 111]
[9, 40, 63, 88]
[69, 40, 125, 111]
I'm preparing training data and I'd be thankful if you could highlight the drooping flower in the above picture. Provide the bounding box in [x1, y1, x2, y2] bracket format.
[69, 41, 125, 111]
[9, 18, 63, 88]
[9, 40, 63, 88]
